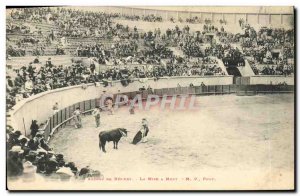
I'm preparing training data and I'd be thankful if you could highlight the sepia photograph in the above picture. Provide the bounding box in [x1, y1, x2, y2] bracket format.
[5, 5, 295, 191]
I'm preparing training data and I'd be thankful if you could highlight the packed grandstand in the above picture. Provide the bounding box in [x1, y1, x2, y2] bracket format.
[6, 7, 294, 181]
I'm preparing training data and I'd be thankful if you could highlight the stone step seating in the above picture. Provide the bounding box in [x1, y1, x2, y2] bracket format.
[7, 55, 75, 68]
[25, 21, 59, 31]
[7, 33, 44, 42]
[7, 21, 154, 56]
[25, 49, 57, 56]
[8, 20, 58, 36]
[66, 37, 114, 50]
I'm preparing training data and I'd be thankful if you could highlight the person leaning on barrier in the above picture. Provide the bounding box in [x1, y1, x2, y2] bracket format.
[28, 132, 51, 151]
[92, 106, 101, 128]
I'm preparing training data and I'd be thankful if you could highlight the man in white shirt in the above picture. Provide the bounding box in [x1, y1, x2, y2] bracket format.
[24, 78, 33, 92]
[92, 106, 101, 128]
[52, 102, 59, 115]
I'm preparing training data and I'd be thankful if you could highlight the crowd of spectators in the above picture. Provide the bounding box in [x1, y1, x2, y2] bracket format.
[7, 125, 101, 180]
[6, 53, 226, 111]
[259, 64, 293, 76]
[248, 59, 294, 76]
[6, 8, 294, 73]
[120, 14, 162, 22]
[6, 8, 294, 108]
[6, 23, 31, 34]
[7, 45, 25, 57]
[8, 7, 295, 111]
[214, 22, 294, 74]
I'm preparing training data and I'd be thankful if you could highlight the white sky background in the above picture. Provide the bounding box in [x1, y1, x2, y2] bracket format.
[133, 6, 294, 14]
[1, 0, 299, 195]
[69, 6, 293, 14]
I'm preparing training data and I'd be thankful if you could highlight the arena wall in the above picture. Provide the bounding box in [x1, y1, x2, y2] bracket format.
[9, 76, 233, 135]
[249, 75, 294, 85]
[9, 75, 295, 136]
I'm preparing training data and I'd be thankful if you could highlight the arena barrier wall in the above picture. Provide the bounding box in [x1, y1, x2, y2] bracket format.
[8, 75, 295, 138]
[8, 76, 233, 136]
[249, 75, 294, 85]
[42, 83, 293, 142]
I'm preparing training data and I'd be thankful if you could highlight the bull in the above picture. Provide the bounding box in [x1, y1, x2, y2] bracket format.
[98, 128, 128, 153]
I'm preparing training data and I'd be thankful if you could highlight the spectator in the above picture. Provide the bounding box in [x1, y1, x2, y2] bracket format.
[52, 102, 59, 114]
[30, 120, 39, 138]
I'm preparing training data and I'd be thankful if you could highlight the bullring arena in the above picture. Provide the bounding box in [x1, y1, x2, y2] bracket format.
[6, 6, 294, 190]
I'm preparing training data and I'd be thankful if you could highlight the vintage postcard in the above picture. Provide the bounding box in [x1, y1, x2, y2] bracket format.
[6, 6, 295, 191]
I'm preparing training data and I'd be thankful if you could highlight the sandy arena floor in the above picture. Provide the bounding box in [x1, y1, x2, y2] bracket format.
[46, 94, 294, 189]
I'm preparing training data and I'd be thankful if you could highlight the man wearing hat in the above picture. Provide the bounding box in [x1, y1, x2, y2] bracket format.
[10, 145, 24, 154]
[36, 132, 51, 151]
[28, 138, 39, 151]
[7, 130, 22, 149]
[65, 162, 78, 175]
[56, 154, 65, 167]
[7, 150, 24, 176]
[45, 156, 58, 174]
[92, 106, 101, 127]
[36, 153, 47, 174]
[30, 120, 39, 138]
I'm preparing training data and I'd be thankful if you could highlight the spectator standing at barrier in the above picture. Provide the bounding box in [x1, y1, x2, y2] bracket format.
[52, 102, 59, 114]
[30, 120, 39, 138]
[73, 107, 82, 128]
[92, 106, 101, 128]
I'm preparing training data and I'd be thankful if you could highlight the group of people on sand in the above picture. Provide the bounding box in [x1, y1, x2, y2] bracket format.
[73, 99, 112, 129]
[73, 103, 150, 144]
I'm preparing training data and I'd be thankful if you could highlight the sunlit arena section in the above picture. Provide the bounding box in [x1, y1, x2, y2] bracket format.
[49, 94, 294, 188]
[6, 6, 294, 190]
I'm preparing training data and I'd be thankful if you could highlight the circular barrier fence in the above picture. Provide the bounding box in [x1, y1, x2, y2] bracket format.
[36, 83, 294, 142]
